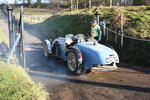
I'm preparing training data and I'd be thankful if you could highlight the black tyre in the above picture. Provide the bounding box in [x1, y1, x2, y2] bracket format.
[43, 42, 50, 58]
[67, 50, 78, 72]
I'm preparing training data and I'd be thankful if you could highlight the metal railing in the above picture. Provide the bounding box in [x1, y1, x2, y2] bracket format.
[100, 20, 150, 45]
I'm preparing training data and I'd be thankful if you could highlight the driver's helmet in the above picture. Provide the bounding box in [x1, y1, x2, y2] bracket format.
[65, 34, 74, 45]
[65, 38, 73, 45]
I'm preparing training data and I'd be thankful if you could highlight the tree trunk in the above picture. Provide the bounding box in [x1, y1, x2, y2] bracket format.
[57, 3, 60, 10]
[14, 0, 17, 4]
[89, 0, 91, 8]
[110, 0, 112, 7]
[76, 0, 78, 10]
[71, 0, 73, 11]
[85, 0, 87, 8]
[23, 0, 25, 4]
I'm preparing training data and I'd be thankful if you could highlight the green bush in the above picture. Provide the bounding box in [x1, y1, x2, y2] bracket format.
[0, 61, 48, 100]
[41, 13, 93, 38]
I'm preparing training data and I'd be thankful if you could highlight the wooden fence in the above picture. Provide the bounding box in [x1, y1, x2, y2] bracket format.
[14, 13, 47, 24]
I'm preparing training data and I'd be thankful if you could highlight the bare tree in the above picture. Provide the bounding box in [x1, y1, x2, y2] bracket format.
[127, 0, 133, 6]
[76, 0, 78, 10]
[89, 0, 91, 8]
[36, 0, 41, 7]
[110, 0, 112, 6]
[14, 0, 17, 4]
[37, 0, 41, 3]
[23, 0, 25, 4]
[27, 0, 31, 4]
[71, 0, 73, 10]
[85, 0, 87, 8]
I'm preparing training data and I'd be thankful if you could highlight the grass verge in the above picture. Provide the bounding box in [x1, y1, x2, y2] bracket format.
[0, 61, 48, 100]
[0, 25, 48, 99]
[0, 26, 7, 43]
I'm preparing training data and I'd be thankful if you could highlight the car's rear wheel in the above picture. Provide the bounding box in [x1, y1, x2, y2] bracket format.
[43, 42, 50, 58]
[67, 51, 78, 72]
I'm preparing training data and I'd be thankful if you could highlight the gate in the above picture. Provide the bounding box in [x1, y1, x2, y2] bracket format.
[0, 4, 26, 67]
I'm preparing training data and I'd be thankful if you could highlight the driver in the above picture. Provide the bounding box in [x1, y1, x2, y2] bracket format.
[90, 20, 102, 42]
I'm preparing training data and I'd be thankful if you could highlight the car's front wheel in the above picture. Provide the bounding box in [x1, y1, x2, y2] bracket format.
[43, 42, 50, 58]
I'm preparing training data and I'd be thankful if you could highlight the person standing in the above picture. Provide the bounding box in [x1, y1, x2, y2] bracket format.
[90, 20, 102, 42]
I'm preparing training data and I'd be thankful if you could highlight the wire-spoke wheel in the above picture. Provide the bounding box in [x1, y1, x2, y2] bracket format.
[67, 51, 78, 72]
[43, 43, 50, 58]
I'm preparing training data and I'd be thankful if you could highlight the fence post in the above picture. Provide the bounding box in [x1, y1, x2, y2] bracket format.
[85, 0, 87, 8]
[7, 5, 14, 50]
[29, 15, 30, 22]
[121, 32, 124, 47]
[41, 16, 44, 22]
[71, 0, 73, 11]
[89, 0, 92, 8]
[110, 0, 112, 7]
[106, 27, 108, 41]
[115, 28, 117, 44]
[36, 16, 38, 23]
[103, 20, 106, 37]
[121, 14, 124, 47]
[19, 6, 26, 68]
[76, 0, 79, 10]
[22, 6, 26, 68]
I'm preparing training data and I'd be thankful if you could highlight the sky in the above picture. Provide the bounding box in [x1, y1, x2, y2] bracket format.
[0, 0, 50, 4]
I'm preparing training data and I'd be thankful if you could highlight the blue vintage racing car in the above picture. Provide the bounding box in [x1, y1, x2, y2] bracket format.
[43, 34, 119, 74]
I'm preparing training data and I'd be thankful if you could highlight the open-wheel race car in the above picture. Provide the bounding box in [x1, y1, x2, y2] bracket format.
[43, 34, 119, 74]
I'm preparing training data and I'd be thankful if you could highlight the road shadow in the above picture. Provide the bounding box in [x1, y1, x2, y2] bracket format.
[28, 70, 150, 93]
